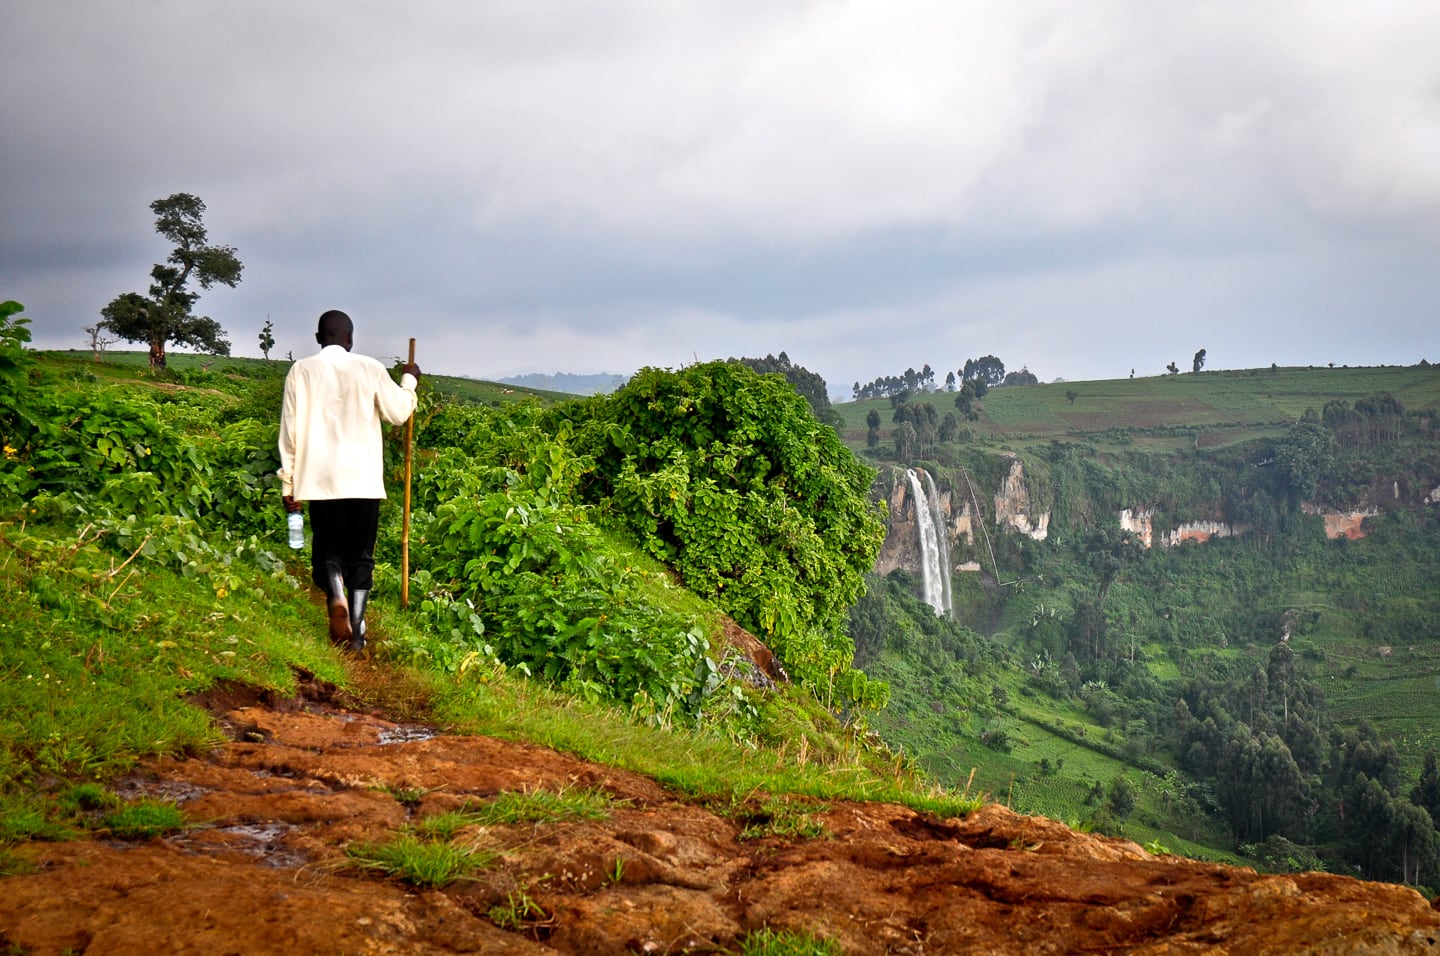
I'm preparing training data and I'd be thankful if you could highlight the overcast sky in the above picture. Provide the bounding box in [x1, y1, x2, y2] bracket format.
[4, 2, 1438, 397]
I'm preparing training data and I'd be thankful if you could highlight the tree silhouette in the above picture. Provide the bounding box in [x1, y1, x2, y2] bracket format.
[99, 193, 242, 369]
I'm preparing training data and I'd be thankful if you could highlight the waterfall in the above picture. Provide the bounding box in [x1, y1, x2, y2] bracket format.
[905, 468, 954, 618]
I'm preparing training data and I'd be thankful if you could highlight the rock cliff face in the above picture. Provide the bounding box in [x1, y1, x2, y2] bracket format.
[994, 457, 1050, 541]
[874, 471, 923, 578]
[1120, 505, 1393, 548]
[875, 469, 973, 578]
[877, 460, 1051, 581]
[876, 456, 1436, 577]
[1118, 508, 1156, 548]
[1303, 503, 1383, 540]
[1119, 509, 1241, 548]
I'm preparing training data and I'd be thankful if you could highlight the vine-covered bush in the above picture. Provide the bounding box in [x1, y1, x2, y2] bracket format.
[405, 417, 716, 715]
[557, 362, 886, 688]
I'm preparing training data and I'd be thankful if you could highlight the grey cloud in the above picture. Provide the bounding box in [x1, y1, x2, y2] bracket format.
[6, 0, 1440, 393]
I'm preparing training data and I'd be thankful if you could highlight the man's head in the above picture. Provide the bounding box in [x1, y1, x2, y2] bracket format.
[316, 310, 354, 351]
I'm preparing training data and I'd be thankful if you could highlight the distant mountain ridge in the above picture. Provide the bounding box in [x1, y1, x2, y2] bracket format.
[497, 371, 629, 395]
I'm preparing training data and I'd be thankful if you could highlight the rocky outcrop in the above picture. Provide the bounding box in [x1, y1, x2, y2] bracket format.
[1166, 520, 1236, 547]
[1119, 509, 1241, 548]
[4, 697, 1438, 955]
[1303, 504, 1382, 540]
[994, 457, 1049, 541]
[1118, 508, 1155, 548]
[875, 471, 924, 577]
[875, 469, 974, 578]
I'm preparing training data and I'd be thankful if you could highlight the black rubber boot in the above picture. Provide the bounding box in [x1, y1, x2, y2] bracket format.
[326, 570, 351, 646]
[348, 589, 369, 653]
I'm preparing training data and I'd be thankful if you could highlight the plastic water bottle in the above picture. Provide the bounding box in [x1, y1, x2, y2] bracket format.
[287, 511, 304, 550]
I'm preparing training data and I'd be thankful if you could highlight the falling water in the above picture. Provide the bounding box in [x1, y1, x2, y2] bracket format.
[905, 468, 954, 618]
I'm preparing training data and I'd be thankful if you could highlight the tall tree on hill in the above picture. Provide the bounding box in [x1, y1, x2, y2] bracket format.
[100, 193, 242, 369]
[893, 420, 918, 460]
[1275, 421, 1337, 505]
[865, 408, 881, 447]
[954, 380, 983, 421]
[1410, 752, 1440, 825]
[963, 355, 1006, 387]
[1193, 348, 1207, 373]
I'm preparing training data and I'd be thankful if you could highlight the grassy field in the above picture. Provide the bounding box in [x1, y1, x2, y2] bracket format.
[44, 349, 574, 406]
[833, 364, 1440, 455]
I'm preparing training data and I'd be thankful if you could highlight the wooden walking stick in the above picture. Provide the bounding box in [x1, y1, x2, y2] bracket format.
[402, 337, 416, 609]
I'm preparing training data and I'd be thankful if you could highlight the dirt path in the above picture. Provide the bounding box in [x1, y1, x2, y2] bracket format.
[3, 675, 1438, 954]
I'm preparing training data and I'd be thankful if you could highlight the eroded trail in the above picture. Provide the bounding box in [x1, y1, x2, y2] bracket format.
[3, 677, 1438, 955]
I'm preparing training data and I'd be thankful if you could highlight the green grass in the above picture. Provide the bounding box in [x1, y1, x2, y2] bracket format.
[0, 516, 343, 791]
[487, 888, 551, 932]
[832, 364, 1440, 456]
[408, 787, 620, 839]
[722, 793, 830, 841]
[0, 846, 36, 876]
[737, 926, 843, 956]
[44, 349, 571, 405]
[464, 787, 616, 825]
[102, 799, 187, 839]
[345, 833, 494, 887]
[409, 809, 482, 842]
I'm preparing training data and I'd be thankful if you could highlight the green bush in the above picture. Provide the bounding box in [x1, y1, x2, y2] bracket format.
[559, 362, 885, 687]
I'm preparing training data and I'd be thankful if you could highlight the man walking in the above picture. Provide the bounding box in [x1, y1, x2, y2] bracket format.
[278, 310, 420, 651]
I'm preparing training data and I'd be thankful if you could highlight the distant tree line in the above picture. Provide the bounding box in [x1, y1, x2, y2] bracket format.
[1170, 654, 1440, 886]
[1314, 393, 1406, 451]
[852, 355, 1030, 402]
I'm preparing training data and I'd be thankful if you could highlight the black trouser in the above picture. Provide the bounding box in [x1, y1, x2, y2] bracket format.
[308, 498, 381, 597]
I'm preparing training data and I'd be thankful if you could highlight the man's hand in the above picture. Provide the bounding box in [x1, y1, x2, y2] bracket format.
[283, 495, 303, 514]
[402, 362, 421, 380]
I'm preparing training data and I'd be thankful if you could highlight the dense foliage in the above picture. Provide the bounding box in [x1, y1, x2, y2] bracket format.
[554, 362, 886, 693]
[0, 343, 986, 866]
[403, 406, 717, 715]
[2, 340, 887, 730]
[860, 379, 1440, 887]
[732, 352, 840, 427]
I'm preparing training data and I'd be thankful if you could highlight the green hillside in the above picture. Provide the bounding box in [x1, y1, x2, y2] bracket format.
[8, 323, 1440, 893]
[2, 330, 978, 888]
[835, 364, 1440, 455]
[840, 360, 1440, 885]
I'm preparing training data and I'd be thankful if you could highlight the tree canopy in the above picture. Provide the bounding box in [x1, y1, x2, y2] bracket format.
[100, 193, 242, 369]
[963, 355, 1006, 387]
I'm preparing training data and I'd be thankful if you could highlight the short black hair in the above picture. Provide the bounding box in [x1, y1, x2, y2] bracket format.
[317, 310, 353, 342]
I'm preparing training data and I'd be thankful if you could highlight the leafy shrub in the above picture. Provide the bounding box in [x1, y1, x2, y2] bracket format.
[559, 362, 885, 686]
[410, 434, 716, 715]
[0, 301, 35, 500]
